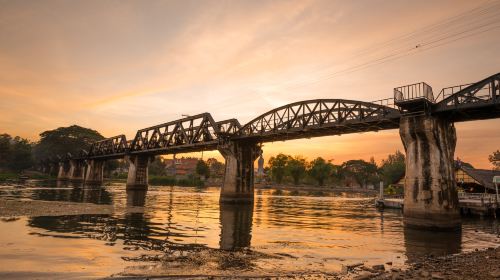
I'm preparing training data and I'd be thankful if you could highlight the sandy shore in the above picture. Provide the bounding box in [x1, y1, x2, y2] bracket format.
[104, 246, 500, 279]
[0, 197, 144, 217]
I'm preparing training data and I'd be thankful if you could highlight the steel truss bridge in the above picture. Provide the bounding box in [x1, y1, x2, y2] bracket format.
[44, 72, 500, 165]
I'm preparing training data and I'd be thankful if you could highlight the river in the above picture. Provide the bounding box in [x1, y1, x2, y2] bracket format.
[0, 181, 498, 279]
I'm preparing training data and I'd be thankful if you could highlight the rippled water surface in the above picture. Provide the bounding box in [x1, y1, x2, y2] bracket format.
[0, 181, 498, 278]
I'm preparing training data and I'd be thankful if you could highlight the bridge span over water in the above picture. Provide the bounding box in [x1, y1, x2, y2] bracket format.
[40, 72, 500, 230]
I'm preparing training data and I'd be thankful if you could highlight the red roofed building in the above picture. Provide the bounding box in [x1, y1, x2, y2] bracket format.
[164, 157, 199, 178]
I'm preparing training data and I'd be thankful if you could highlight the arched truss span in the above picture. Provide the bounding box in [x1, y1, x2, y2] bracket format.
[237, 99, 401, 142]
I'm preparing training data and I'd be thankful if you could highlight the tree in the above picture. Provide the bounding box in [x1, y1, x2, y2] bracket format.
[380, 151, 405, 185]
[7, 136, 33, 171]
[489, 150, 500, 170]
[149, 156, 167, 176]
[207, 158, 224, 178]
[103, 159, 120, 177]
[32, 125, 104, 161]
[308, 157, 334, 186]
[286, 156, 307, 185]
[0, 134, 33, 172]
[0, 134, 12, 169]
[196, 159, 210, 178]
[342, 159, 379, 188]
[330, 163, 344, 185]
[268, 153, 290, 184]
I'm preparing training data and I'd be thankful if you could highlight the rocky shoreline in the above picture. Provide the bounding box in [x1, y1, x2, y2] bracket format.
[339, 247, 500, 280]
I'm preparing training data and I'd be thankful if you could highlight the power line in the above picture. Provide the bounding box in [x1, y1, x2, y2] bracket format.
[278, 2, 500, 89]
[352, 0, 500, 58]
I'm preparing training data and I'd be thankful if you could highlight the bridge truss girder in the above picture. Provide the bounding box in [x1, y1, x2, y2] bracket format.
[236, 99, 401, 142]
[434, 73, 500, 121]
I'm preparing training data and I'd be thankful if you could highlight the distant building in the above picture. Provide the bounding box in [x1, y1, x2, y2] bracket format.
[394, 162, 500, 193]
[456, 166, 500, 193]
[164, 157, 199, 178]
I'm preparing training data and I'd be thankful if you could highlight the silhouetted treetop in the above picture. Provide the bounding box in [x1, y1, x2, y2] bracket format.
[33, 125, 104, 161]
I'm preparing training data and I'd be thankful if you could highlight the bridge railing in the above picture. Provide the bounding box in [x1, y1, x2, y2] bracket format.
[384, 194, 404, 199]
[435, 82, 494, 104]
[434, 73, 500, 112]
[372, 98, 396, 109]
[434, 83, 473, 102]
[394, 82, 434, 103]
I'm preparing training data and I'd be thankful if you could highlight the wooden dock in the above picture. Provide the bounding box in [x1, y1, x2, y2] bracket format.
[376, 193, 499, 217]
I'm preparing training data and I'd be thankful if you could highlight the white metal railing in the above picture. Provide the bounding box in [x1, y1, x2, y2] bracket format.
[394, 82, 434, 103]
[458, 192, 497, 203]
[384, 194, 404, 199]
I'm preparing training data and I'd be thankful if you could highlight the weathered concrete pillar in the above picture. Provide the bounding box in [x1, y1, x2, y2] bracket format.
[84, 159, 104, 185]
[68, 160, 85, 183]
[126, 155, 150, 191]
[218, 141, 261, 203]
[57, 162, 70, 181]
[219, 203, 253, 250]
[400, 115, 460, 230]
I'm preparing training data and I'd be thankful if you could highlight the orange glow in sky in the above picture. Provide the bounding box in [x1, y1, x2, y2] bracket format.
[0, 0, 499, 168]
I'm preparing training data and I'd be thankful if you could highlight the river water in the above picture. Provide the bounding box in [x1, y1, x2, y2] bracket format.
[0, 181, 498, 278]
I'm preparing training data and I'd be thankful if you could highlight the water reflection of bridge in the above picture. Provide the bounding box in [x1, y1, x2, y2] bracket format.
[40, 72, 500, 230]
[28, 187, 253, 252]
[26, 185, 479, 263]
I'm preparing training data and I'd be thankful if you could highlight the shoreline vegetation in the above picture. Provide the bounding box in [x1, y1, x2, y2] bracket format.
[0, 171, 52, 181]
[0, 171, 381, 197]
[1, 170, 381, 191]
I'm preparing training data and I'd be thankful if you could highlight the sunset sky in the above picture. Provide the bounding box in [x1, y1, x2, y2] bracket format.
[1, 0, 499, 168]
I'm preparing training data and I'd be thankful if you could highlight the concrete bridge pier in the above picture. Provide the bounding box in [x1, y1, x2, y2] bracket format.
[126, 155, 151, 191]
[68, 159, 85, 183]
[400, 115, 461, 230]
[57, 162, 70, 181]
[218, 140, 261, 203]
[84, 159, 104, 185]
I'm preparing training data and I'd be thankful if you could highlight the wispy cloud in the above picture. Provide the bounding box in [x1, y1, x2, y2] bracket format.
[0, 0, 498, 167]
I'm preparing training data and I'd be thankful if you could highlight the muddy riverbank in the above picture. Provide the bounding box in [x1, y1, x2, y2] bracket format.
[362, 246, 500, 280]
[0, 197, 144, 217]
[106, 246, 500, 279]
